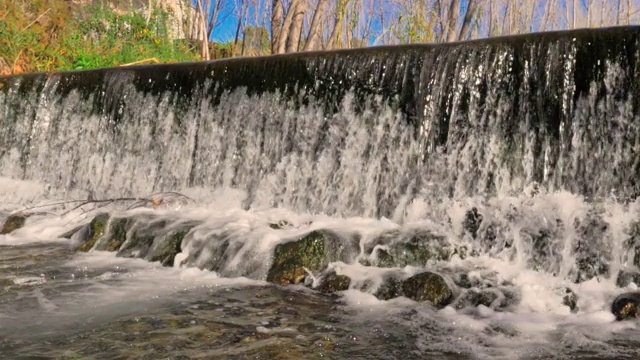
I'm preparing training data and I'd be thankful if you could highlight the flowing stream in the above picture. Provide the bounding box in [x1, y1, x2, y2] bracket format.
[2, 27, 640, 359]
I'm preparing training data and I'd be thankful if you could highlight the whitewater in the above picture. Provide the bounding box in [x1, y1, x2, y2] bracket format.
[2, 27, 640, 359]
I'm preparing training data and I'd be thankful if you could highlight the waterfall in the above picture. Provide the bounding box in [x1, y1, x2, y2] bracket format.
[2, 27, 640, 218]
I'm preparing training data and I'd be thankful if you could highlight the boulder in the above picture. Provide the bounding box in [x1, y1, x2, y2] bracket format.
[562, 288, 578, 313]
[266, 230, 357, 285]
[0, 214, 27, 235]
[453, 289, 499, 310]
[94, 217, 133, 252]
[317, 271, 351, 293]
[462, 207, 483, 239]
[373, 275, 404, 301]
[611, 292, 640, 321]
[147, 224, 197, 267]
[570, 211, 611, 283]
[75, 213, 110, 252]
[116, 218, 169, 259]
[616, 270, 640, 288]
[402, 271, 454, 307]
[362, 229, 453, 268]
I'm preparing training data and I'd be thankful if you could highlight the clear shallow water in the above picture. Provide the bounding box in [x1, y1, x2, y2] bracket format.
[2, 178, 640, 359]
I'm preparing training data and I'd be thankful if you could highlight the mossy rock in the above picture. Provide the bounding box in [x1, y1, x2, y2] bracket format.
[373, 275, 404, 301]
[402, 271, 454, 307]
[117, 218, 169, 259]
[611, 292, 640, 321]
[317, 271, 351, 293]
[94, 217, 133, 252]
[363, 229, 453, 268]
[0, 214, 27, 235]
[147, 225, 195, 267]
[266, 230, 356, 285]
[75, 213, 110, 252]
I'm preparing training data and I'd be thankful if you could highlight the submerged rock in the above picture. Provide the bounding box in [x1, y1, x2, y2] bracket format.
[570, 211, 611, 283]
[611, 292, 640, 321]
[373, 275, 404, 301]
[562, 288, 578, 313]
[266, 230, 357, 285]
[616, 270, 640, 288]
[317, 271, 351, 293]
[453, 289, 499, 310]
[75, 213, 110, 252]
[402, 271, 454, 307]
[0, 214, 27, 235]
[147, 224, 197, 267]
[94, 217, 133, 252]
[462, 207, 483, 239]
[362, 228, 453, 268]
[58, 225, 85, 239]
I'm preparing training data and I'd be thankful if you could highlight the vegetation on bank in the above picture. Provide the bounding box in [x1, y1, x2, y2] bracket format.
[3, 0, 640, 75]
[0, 0, 201, 75]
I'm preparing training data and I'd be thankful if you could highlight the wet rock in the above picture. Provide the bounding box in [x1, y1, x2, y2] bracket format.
[611, 292, 640, 321]
[116, 216, 170, 259]
[453, 289, 499, 310]
[58, 225, 85, 239]
[463, 207, 483, 239]
[0, 214, 27, 235]
[94, 217, 133, 252]
[317, 271, 351, 293]
[483, 323, 519, 337]
[269, 220, 293, 230]
[570, 211, 611, 283]
[266, 230, 357, 285]
[401, 271, 454, 307]
[623, 221, 640, 268]
[616, 270, 640, 288]
[363, 228, 453, 268]
[562, 288, 578, 312]
[147, 224, 197, 267]
[75, 213, 110, 252]
[371, 275, 404, 300]
[452, 272, 472, 289]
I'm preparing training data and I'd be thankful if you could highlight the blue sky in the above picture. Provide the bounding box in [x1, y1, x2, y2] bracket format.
[199, 0, 590, 44]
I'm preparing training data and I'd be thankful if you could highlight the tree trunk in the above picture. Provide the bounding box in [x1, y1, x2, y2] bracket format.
[304, 0, 328, 51]
[327, 0, 349, 50]
[271, 0, 283, 54]
[446, 0, 460, 42]
[196, 0, 210, 60]
[207, 0, 223, 40]
[457, 0, 476, 41]
[286, 0, 305, 53]
[276, 0, 302, 54]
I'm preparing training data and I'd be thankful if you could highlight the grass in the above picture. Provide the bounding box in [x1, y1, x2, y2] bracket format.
[0, 0, 201, 75]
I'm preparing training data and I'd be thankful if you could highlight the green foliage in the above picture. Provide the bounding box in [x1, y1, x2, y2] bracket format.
[0, 0, 200, 74]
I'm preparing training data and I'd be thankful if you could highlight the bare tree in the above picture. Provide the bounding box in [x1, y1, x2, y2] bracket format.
[446, 0, 460, 42]
[271, 0, 284, 53]
[457, 0, 477, 40]
[275, 0, 302, 53]
[286, 0, 306, 52]
[304, 0, 329, 50]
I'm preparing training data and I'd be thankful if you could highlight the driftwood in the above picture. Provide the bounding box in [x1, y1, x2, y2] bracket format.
[10, 191, 194, 219]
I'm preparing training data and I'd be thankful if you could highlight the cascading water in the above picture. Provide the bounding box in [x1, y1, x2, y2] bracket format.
[2, 27, 640, 359]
